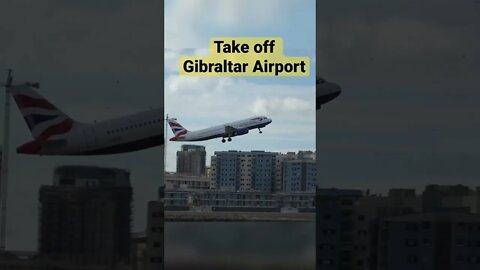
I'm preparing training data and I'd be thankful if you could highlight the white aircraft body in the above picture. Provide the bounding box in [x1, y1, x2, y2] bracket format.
[168, 116, 272, 143]
[10, 83, 163, 155]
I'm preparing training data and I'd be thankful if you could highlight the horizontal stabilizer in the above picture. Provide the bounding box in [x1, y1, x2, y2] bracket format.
[17, 139, 68, 154]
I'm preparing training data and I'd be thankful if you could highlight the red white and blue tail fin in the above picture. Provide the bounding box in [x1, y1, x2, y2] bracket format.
[10, 84, 76, 141]
[167, 118, 188, 141]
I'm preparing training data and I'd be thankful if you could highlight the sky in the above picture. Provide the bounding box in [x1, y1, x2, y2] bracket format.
[164, 0, 316, 172]
[0, 0, 163, 251]
[316, 0, 480, 193]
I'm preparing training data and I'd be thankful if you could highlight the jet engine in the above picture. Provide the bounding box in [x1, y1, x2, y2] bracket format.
[233, 128, 249, 136]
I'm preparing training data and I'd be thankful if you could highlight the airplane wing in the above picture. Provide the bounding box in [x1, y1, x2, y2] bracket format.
[224, 125, 249, 137]
[225, 125, 236, 135]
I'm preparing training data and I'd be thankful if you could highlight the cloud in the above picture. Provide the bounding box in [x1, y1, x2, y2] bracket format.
[252, 96, 312, 116]
[165, 75, 314, 123]
[165, 0, 312, 49]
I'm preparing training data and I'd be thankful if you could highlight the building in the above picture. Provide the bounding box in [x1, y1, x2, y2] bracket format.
[38, 166, 132, 266]
[378, 212, 480, 270]
[282, 159, 316, 192]
[210, 150, 277, 192]
[316, 188, 364, 269]
[316, 188, 422, 270]
[422, 185, 478, 213]
[274, 152, 296, 193]
[352, 190, 421, 270]
[208, 150, 317, 193]
[130, 233, 147, 270]
[297, 150, 315, 160]
[176, 145, 206, 176]
[165, 172, 211, 190]
[145, 200, 164, 270]
[164, 189, 315, 212]
[315, 186, 480, 270]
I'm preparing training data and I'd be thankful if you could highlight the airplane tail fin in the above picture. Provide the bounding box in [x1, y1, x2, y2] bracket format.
[10, 83, 76, 141]
[167, 118, 188, 139]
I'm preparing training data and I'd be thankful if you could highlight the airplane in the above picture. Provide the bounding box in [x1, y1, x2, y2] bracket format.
[168, 116, 272, 143]
[317, 77, 342, 110]
[10, 83, 163, 155]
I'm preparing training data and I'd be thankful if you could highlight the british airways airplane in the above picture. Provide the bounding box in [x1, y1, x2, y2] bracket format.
[168, 116, 272, 143]
[10, 83, 163, 155]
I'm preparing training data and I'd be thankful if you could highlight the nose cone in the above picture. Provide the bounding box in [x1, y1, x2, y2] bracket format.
[316, 78, 342, 109]
[267, 118, 272, 124]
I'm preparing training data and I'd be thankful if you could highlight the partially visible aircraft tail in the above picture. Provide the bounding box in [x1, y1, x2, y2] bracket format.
[10, 83, 77, 141]
[167, 118, 188, 140]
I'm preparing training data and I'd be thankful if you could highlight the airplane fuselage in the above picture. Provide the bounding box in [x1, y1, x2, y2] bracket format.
[316, 77, 342, 109]
[19, 109, 164, 155]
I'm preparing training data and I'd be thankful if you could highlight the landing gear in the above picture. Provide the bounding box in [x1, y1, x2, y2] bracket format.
[258, 128, 263, 134]
[227, 137, 232, 142]
[222, 138, 226, 143]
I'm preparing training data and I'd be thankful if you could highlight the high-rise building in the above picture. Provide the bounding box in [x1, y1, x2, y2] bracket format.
[316, 188, 364, 269]
[274, 152, 297, 193]
[283, 159, 316, 192]
[210, 150, 277, 192]
[176, 144, 206, 176]
[38, 166, 132, 266]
